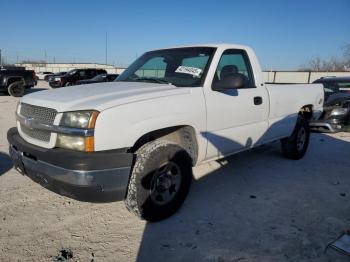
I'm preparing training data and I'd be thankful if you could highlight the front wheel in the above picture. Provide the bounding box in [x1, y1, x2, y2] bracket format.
[125, 140, 193, 222]
[281, 116, 310, 160]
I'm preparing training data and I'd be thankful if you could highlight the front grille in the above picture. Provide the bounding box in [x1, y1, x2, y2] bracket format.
[20, 123, 51, 142]
[20, 103, 57, 125]
[19, 103, 57, 142]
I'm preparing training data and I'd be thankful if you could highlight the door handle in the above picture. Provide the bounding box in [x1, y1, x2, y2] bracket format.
[254, 96, 263, 105]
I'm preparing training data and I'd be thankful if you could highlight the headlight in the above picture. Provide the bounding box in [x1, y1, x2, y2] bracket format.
[54, 77, 61, 81]
[60, 111, 99, 128]
[57, 110, 99, 152]
[330, 108, 349, 116]
[56, 134, 94, 152]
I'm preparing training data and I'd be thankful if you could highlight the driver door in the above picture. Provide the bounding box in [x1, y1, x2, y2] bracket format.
[204, 49, 269, 159]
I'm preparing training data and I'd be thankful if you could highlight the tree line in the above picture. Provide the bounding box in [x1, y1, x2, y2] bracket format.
[300, 44, 350, 72]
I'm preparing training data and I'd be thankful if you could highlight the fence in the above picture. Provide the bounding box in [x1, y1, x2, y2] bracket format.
[15, 62, 350, 83]
[15, 63, 125, 75]
[263, 71, 350, 83]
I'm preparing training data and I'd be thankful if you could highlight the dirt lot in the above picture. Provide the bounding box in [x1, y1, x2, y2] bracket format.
[0, 82, 349, 262]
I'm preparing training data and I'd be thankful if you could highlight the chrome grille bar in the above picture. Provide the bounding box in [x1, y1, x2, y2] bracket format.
[17, 114, 94, 137]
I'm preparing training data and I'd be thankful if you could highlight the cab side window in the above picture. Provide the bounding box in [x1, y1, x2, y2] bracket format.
[213, 49, 255, 89]
[78, 70, 86, 77]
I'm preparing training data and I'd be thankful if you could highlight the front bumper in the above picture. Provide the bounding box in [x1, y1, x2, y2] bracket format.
[7, 127, 134, 202]
[309, 121, 342, 133]
[310, 112, 349, 133]
[49, 81, 62, 88]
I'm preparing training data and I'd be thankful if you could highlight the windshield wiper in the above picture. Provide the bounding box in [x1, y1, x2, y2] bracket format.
[129, 77, 171, 85]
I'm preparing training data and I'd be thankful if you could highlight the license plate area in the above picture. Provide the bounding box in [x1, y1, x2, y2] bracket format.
[10, 148, 26, 175]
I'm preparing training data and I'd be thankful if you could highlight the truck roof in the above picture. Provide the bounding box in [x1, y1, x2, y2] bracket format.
[152, 43, 251, 51]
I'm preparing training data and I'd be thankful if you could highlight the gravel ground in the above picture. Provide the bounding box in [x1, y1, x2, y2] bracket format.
[0, 82, 349, 262]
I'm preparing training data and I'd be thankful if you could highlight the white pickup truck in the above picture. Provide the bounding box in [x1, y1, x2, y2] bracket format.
[8, 44, 324, 221]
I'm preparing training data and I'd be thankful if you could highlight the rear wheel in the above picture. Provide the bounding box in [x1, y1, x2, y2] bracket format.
[281, 116, 310, 160]
[7, 81, 25, 97]
[125, 140, 193, 222]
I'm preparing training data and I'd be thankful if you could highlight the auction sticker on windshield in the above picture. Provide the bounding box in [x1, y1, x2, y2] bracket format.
[175, 66, 202, 77]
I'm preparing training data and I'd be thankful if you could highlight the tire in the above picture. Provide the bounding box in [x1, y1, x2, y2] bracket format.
[281, 116, 310, 160]
[65, 82, 72, 87]
[125, 140, 193, 222]
[7, 81, 25, 97]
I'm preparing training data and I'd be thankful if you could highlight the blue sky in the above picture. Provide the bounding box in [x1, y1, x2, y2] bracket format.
[1, 0, 349, 70]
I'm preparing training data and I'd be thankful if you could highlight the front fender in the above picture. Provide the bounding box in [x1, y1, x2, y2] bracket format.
[93, 88, 207, 160]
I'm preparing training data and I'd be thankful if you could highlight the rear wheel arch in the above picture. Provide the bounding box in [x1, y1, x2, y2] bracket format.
[130, 125, 199, 166]
[6, 77, 24, 87]
[281, 116, 310, 160]
[299, 104, 313, 120]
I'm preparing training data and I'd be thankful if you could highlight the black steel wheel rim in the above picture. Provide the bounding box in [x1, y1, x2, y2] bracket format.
[150, 161, 182, 206]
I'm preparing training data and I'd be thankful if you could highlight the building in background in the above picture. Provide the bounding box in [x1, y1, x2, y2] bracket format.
[15, 63, 126, 75]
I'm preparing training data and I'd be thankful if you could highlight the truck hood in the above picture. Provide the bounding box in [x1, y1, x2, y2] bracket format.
[324, 92, 350, 107]
[21, 82, 191, 112]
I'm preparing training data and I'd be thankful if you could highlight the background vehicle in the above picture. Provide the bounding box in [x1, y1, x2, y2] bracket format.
[47, 72, 67, 82]
[49, 68, 107, 88]
[44, 72, 67, 82]
[310, 77, 350, 132]
[0, 68, 37, 97]
[8, 44, 324, 221]
[76, 74, 119, 85]
[36, 71, 54, 80]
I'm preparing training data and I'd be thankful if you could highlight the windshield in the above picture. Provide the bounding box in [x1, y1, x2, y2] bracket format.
[116, 47, 216, 87]
[68, 69, 77, 75]
[91, 74, 106, 81]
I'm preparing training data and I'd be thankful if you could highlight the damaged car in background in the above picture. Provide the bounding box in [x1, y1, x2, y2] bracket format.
[310, 77, 350, 132]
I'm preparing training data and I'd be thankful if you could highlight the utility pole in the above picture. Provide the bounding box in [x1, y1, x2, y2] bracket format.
[0, 49, 2, 68]
[105, 32, 108, 65]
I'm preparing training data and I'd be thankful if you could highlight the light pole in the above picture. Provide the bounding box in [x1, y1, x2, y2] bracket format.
[105, 32, 108, 65]
[0, 49, 2, 68]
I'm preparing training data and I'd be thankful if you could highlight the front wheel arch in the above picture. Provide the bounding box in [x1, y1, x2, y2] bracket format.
[130, 125, 199, 166]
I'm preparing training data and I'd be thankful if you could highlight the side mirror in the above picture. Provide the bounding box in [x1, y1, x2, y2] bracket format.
[213, 74, 247, 91]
